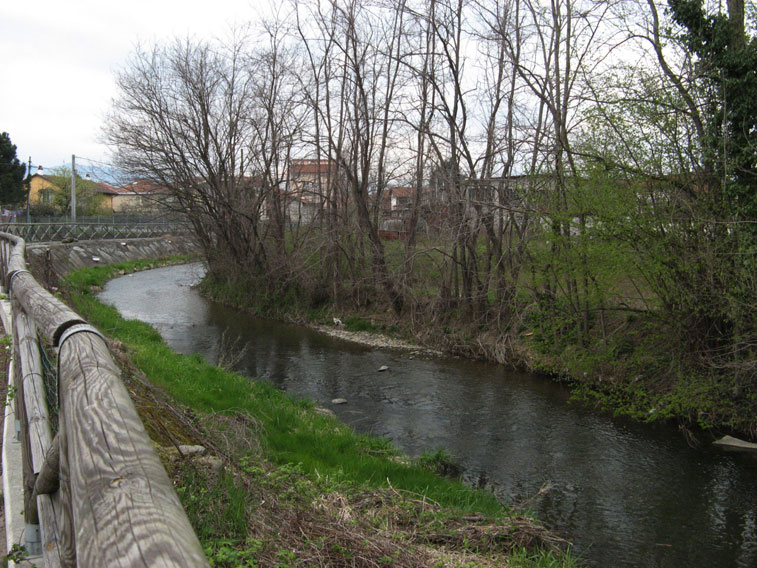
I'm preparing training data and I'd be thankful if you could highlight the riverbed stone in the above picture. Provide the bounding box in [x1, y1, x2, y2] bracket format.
[197, 455, 224, 475]
[178, 444, 206, 456]
[314, 407, 336, 417]
[713, 435, 757, 452]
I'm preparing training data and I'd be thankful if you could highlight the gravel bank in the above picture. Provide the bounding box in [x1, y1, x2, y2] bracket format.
[310, 324, 442, 356]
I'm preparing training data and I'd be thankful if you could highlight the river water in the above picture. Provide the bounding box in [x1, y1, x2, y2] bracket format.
[100, 263, 757, 568]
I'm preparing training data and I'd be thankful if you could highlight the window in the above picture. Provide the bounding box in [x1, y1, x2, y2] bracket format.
[39, 188, 54, 205]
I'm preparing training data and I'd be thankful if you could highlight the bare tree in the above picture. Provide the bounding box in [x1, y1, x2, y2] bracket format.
[400, 0, 536, 326]
[294, 0, 410, 313]
[493, 0, 617, 341]
[107, 37, 254, 265]
[105, 32, 305, 290]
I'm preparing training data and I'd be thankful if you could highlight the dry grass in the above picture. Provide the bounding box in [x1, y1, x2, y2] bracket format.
[161, 446, 568, 567]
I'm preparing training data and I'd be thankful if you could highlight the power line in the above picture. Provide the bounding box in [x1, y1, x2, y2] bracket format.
[75, 155, 114, 168]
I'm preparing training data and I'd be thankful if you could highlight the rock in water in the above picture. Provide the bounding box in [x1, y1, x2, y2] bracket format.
[713, 435, 757, 452]
[378, 365, 389, 372]
[331, 398, 348, 405]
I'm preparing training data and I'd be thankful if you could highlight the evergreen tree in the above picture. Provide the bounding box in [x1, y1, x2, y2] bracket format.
[0, 132, 27, 207]
[668, 0, 757, 228]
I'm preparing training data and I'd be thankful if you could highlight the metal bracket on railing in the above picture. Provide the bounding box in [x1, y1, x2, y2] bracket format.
[56, 325, 108, 413]
[7, 269, 30, 290]
[21, 371, 45, 388]
[56, 324, 105, 349]
[24, 523, 42, 556]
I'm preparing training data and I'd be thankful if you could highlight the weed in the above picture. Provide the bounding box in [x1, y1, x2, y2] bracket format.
[2, 384, 17, 407]
[175, 462, 249, 542]
[2, 544, 29, 567]
[204, 539, 262, 568]
[508, 547, 581, 568]
[274, 549, 298, 567]
[305, 304, 330, 323]
[342, 316, 379, 333]
[417, 449, 463, 479]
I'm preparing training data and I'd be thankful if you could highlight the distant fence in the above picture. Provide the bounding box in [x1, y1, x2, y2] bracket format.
[0, 222, 191, 243]
[27, 216, 182, 225]
[0, 232, 208, 567]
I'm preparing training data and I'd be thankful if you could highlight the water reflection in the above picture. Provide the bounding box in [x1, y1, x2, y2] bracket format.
[100, 263, 757, 567]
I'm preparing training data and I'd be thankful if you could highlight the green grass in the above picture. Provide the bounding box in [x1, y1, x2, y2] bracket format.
[58, 258, 583, 567]
[175, 463, 250, 542]
[62, 260, 505, 516]
[342, 315, 379, 333]
[509, 547, 581, 568]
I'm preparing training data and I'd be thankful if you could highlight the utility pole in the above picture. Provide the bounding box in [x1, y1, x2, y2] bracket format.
[71, 154, 76, 222]
[26, 156, 31, 223]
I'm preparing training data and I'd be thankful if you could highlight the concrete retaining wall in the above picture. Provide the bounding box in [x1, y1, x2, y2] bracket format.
[25, 235, 201, 285]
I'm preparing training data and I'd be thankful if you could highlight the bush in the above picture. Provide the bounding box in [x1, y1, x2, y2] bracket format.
[342, 316, 379, 333]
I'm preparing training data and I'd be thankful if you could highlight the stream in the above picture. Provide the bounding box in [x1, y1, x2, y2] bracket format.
[99, 263, 757, 567]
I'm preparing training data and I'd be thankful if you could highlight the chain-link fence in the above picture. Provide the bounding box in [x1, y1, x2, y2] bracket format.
[0, 221, 191, 242]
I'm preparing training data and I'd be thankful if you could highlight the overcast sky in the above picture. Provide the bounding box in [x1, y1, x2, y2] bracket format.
[1, 0, 271, 176]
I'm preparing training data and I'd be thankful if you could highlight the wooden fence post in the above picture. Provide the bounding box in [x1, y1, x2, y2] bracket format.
[0, 232, 208, 567]
[57, 331, 207, 567]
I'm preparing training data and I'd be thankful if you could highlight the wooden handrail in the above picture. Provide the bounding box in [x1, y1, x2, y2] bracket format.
[0, 232, 208, 567]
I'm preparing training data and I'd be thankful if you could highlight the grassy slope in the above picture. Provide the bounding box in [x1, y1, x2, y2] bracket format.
[61, 260, 579, 568]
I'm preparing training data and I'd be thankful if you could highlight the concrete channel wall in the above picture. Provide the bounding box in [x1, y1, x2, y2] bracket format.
[25, 235, 201, 284]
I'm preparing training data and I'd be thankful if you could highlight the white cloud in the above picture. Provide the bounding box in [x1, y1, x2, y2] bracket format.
[0, 0, 266, 171]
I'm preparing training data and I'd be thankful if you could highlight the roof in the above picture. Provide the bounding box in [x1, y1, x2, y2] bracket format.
[30, 173, 56, 184]
[96, 182, 119, 195]
[115, 179, 170, 195]
[290, 159, 336, 176]
[387, 186, 414, 198]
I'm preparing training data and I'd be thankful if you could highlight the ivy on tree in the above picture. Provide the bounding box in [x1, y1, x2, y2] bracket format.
[0, 132, 27, 207]
[668, 0, 757, 227]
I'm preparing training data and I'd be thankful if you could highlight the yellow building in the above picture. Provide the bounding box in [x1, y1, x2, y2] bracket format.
[28, 172, 59, 205]
[27, 169, 170, 215]
[27, 169, 119, 211]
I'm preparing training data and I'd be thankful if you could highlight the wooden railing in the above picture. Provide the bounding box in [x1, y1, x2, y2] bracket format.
[0, 222, 191, 243]
[0, 232, 208, 567]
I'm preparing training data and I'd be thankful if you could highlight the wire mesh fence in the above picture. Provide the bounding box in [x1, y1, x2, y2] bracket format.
[0, 222, 191, 242]
[38, 335, 59, 433]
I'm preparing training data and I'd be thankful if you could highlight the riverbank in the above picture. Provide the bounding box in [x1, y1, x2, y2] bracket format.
[58, 259, 578, 568]
[197, 272, 757, 443]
